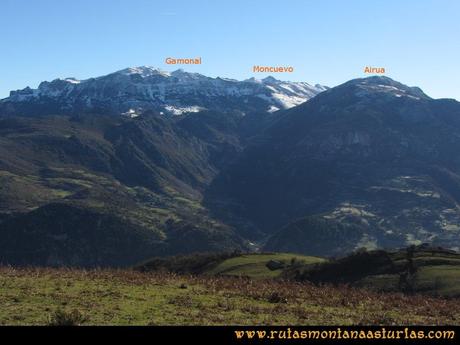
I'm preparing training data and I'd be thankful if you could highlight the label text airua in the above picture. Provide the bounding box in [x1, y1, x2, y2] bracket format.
[253, 65, 294, 73]
[364, 66, 385, 74]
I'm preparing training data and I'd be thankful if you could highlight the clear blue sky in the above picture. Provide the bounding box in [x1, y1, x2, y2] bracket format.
[1, 0, 459, 99]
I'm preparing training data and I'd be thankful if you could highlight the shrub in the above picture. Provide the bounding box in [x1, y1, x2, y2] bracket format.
[47, 309, 88, 326]
[267, 292, 288, 304]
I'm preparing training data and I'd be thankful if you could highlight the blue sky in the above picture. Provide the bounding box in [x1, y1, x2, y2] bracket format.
[1, 0, 459, 99]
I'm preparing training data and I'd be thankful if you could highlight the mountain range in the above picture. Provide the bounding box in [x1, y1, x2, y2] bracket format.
[0, 66, 327, 117]
[1, 68, 460, 266]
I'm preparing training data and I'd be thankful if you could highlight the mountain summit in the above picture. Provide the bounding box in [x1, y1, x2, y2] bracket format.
[0, 66, 327, 116]
[340, 76, 430, 100]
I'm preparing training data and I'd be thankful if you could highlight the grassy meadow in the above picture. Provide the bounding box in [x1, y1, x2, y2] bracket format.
[1, 266, 460, 326]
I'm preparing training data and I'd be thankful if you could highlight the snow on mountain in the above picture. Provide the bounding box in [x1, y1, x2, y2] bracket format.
[350, 76, 430, 101]
[0, 66, 327, 116]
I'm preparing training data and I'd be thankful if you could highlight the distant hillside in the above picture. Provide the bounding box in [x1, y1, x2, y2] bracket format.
[0, 113, 247, 266]
[264, 215, 367, 256]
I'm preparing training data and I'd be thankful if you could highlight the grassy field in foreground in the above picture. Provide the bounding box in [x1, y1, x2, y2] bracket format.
[0, 267, 459, 325]
[205, 253, 324, 279]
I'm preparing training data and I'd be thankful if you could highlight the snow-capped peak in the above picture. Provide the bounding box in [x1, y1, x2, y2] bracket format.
[351, 76, 430, 100]
[63, 78, 81, 84]
[119, 66, 171, 78]
[262, 76, 279, 84]
[170, 69, 207, 81]
[244, 77, 262, 84]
